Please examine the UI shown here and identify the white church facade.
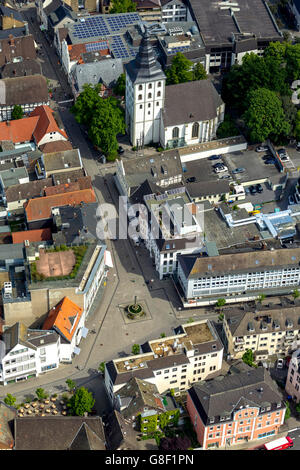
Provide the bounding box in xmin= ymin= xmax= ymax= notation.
xmin=125 ymin=31 xmax=225 ymax=149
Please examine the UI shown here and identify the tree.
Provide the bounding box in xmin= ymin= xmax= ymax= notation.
xmin=165 ymin=52 xmax=194 ymax=85
xmin=67 ymin=387 xmax=95 ymax=416
xmin=192 ymin=62 xmax=207 ymax=81
xmin=131 ymin=344 xmax=140 ymax=355
xmin=71 ymin=85 xmax=125 ymax=158
xmin=294 ymin=111 xmax=300 ymax=142
xmin=257 ymin=293 xmax=266 ymax=303
xmin=159 ymin=436 xmax=191 ymax=451
xmin=296 ymin=402 xmax=300 ymax=415
xmin=66 ymin=378 xmax=76 ymax=392
xmin=293 ymin=289 xmax=300 ymax=299
xmin=11 ymin=105 xmax=23 ymax=120
xmin=242 ymin=349 xmax=255 ymax=367
xmin=35 ymin=388 xmax=48 ymax=401
xmin=243 ymin=88 xmax=291 ymax=143
xmin=110 ymin=0 xmax=136 ymax=13
xmin=98 ymin=362 xmax=105 ymax=374
xmin=216 ymin=298 xmax=226 ymax=308
xmin=216 ymin=114 xmax=239 ymax=139
xmin=4 ymin=393 xmax=16 ymax=407
xmin=285 ymin=401 xmax=291 ymax=421
xmin=114 ymin=73 xmax=126 ymax=97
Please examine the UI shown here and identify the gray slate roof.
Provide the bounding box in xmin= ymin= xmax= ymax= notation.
xmin=188 ymin=367 xmax=283 ymax=425
xmin=163 ymin=79 xmax=223 ymax=127
xmin=73 ymin=59 xmax=123 ymax=94
xmin=14 ymin=416 xmax=106 ymax=450
xmin=125 ymin=30 xmax=166 ymax=84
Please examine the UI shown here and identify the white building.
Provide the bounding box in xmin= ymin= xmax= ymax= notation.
xmin=105 ymin=319 xmax=223 ymax=405
xmin=222 ymin=302 xmax=300 ymax=361
xmin=125 ymin=30 xmax=224 ymax=149
xmin=177 ymin=247 xmax=300 ymax=307
xmin=0 ymin=323 xmax=60 ymax=385
xmin=285 ymin=348 xmax=300 ymax=402
xmin=161 ymin=0 xmax=188 ymax=23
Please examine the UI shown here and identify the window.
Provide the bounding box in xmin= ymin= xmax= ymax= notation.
xmin=158 ymin=82 xmax=161 ymax=87
xmin=148 ymin=84 xmax=152 ymax=89
xmin=148 ymin=93 xmax=152 ymax=99
xmin=172 ymin=127 xmax=179 ymax=139
xmin=157 ymin=91 xmax=161 ymax=97
xmin=192 ymin=122 xmax=199 ymax=138
xmin=139 ymin=104 xmax=142 ymax=109
xmin=138 ymin=94 xmax=142 ymax=100
xmin=139 ymin=85 xmax=143 ymax=90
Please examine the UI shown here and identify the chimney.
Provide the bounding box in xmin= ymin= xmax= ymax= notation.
xmin=6 ymin=120 xmax=10 ymax=126
xmin=9 ymin=34 xmax=14 ymax=46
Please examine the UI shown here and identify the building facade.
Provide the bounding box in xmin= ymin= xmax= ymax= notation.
xmin=105 ymin=320 xmax=223 ymax=404
xmin=187 ymin=366 xmax=286 ymax=449
xmin=177 ymin=248 xmax=300 ymax=306
xmin=285 ymin=348 xmax=300 ymax=402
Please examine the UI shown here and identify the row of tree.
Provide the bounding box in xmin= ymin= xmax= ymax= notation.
xmin=4 ymin=379 xmax=95 ymax=417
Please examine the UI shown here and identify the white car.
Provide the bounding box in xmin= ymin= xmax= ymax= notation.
xmin=277 ymin=358 xmax=284 ymax=369
xmin=214 ymin=165 xmax=228 ymax=174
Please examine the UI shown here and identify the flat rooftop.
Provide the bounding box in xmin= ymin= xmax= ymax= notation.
xmin=188 ymin=0 xmax=282 ymax=47
xmin=114 ymin=320 xmax=217 ymax=373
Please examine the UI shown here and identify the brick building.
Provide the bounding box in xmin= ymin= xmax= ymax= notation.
xmin=186 ymin=364 xmax=286 ymax=449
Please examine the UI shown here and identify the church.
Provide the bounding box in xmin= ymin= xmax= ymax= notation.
xmin=125 ymin=31 xmax=225 ymax=150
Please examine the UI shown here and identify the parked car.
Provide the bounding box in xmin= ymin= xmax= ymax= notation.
xmin=213 ymin=162 xmax=224 ymax=168
xmin=118 ymin=146 xmax=125 ymax=155
xmin=264 ymin=158 xmax=276 ymax=164
xmin=278 ymin=148 xmax=286 ymax=155
xmin=214 ymin=165 xmax=228 ymax=173
xmin=249 ymin=185 xmax=257 ymax=194
xmin=281 ymin=155 xmax=289 ymax=161
xmin=220 ymin=174 xmax=231 ymax=179
xmin=288 ymin=194 xmax=296 ymax=205
xmin=245 ymin=187 xmax=251 ymax=195
xmin=256 ymin=145 xmax=268 ymax=152
xmin=232 ymin=167 xmax=245 ymax=174
xmin=208 ymin=154 xmax=222 ymax=160
xmin=296 ymin=142 xmax=300 ymax=151
xmin=263 ymin=154 xmax=273 ymax=160
xmin=186 ymin=176 xmax=196 ymax=183
xmin=277 ymin=358 xmax=284 ymax=369
xmin=256 ymin=184 xmax=263 ymax=193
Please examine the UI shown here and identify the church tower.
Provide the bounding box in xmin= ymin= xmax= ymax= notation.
xmin=125 ymin=30 xmax=166 ymax=148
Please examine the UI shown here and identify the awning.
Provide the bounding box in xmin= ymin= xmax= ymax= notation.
xmin=104 ymin=250 xmax=113 ymax=268
xmin=73 ymin=347 xmax=81 ymax=355
xmin=81 ymin=327 xmax=88 ymax=338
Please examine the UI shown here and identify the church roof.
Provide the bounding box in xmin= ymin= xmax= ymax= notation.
xmin=163 ymin=79 xmax=223 ymax=127
xmin=125 ymin=30 xmax=165 ymax=84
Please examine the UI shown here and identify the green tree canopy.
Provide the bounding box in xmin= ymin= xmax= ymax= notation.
xmin=35 ymin=388 xmax=48 ymax=401
xmin=192 ymin=62 xmax=207 ymax=81
xmin=11 ymin=105 xmax=23 ymax=120
xmin=110 ymin=0 xmax=136 ymax=14
xmin=242 ymin=87 xmax=291 ymax=143
xmin=242 ymin=349 xmax=255 ymax=367
xmin=294 ymin=110 xmax=300 ymax=142
xmin=66 ymin=378 xmax=76 ymax=392
xmin=71 ymin=85 xmax=125 ymax=158
xmin=131 ymin=344 xmax=140 ymax=355
xmin=165 ymin=52 xmax=194 ymax=85
xmin=67 ymin=387 xmax=95 ymax=416
xmin=114 ymin=73 xmax=126 ymax=97
xmin=4 ymin=393 xmax=16 ymax=407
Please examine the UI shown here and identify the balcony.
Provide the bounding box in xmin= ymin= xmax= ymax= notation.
xmin=235 ymin=337 xmax=245 ymax=344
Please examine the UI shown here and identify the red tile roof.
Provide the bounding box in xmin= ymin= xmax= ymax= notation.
xmin=12 ymin=228 xmax=52 ymax=244
xmin=24 ymin=188 xmax=96 ymax=222
xmin=0 ymin=105 xmax=68 ymax=145
xmin=42 ymin=296 xmax=84 ymax=343
xmin=30 ymin=105 xmax=68 ymax=144
xmin=0 ymin=116 xmax=39 ymax=143
xmin=44 ymin=176 xmax=92 ymax=196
